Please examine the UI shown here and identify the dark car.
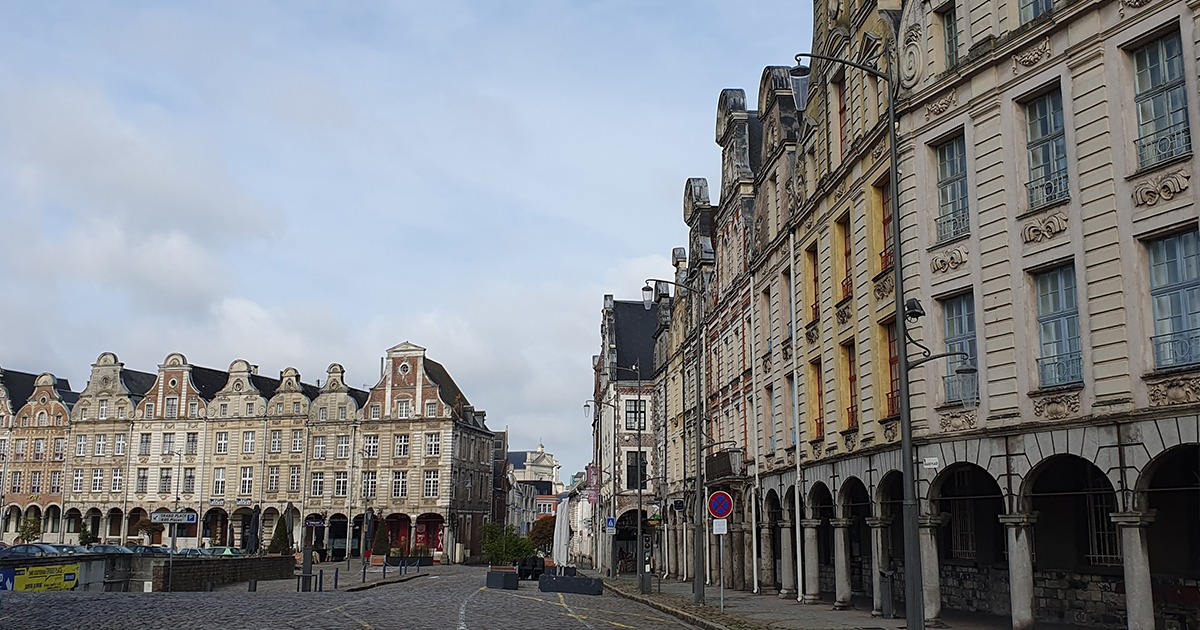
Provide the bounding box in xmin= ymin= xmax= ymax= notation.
xmin=0 ymin=543 xmax=61 ymax=559
xmin=89 ymin=544 xmax=134 ymax=554
xmin=50 ymin=544 xmax=90 ymax=555
xmin=173 ymin=548 xmax=205 ymax=557
xmin=129 ymin=545 xmax=170 ymax=556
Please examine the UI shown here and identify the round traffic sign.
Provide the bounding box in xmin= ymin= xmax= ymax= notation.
xmin=708 ymin=491 xmax=733 ymax=519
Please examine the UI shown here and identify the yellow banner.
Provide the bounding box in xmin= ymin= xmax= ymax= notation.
xmin=13 ymin=564 xmax=79 ymax=591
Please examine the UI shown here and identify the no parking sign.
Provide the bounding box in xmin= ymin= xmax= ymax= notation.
xmin=708 ymin=491 xmax=733 ymax=519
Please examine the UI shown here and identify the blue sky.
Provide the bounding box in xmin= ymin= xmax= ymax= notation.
xmin=0 ymin=1 xmax=812 ymax=477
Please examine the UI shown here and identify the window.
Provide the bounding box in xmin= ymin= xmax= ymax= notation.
xmin=624 ymin=400 xmax=646 ymax=430
xmin=935 ymin=135 xmax=970 ymax=242
xmin=111 ymin=468 xmax=123 ymax=493
xmin=80 ymin=407 xmax=88 ymax=421
xmin=184 ymin=468 xmax=195 ymax=493
xmin=334 ymin=471 xmax=348 ymax=497
xmin=91 ymin=435 xmax=105 ymax=457
xmin=807 ymin=246 xmax=820 ymax=323
xmin=117 ymin=406 xmax=125 ymax=420
xmin=242 ymin=431 xmax=255 ymax=454
xmin=53 ymin=438 xmax=65 ymax=460
xmin=840 ymin=217 xmax=853 ymax=299
xmin=30 ymin=471 xmax=41 ymax=494
xmin=73 ymin=469 xmax=84 ymax=493
xmin=885 ymin=323 xmax=900 ymax=417
xmin=139 ymin=433 xmax=152 ymax=456
xmin=809 ymin=358 xmax=824 ymax=439
xmin=338 ymin=406 xmax=346 ymax=421
xmin=313 ymin=437 xmax=327 ymax=459
xmin=50 ymin=471 xmax=62 ymax=494
xmin=289 ymin=465 xmax=301 ymax=492
xmin=246 ymin=402 xmax=254 ymax=416
xmin=98 ymin=399 xmax=108 ymax=420
xmin=91 ymin=469 xmax=103 ymax=493
xmin=843 ymin=342 xmax=859 ymax=429
xmin=292 ymin=402 xmax=301 ymax=414
xmin=423 ymin=470 xmax=439 ymax=497
xmin=311 ymin=472 xmax=325 ymax=497
xmin=370 ymin=404 xmax=381 ymax=420
xmin=336 ymin=435 xmax=350 ymax=458
xmin=220 ymin=403 xmax=227 ymax=418
xmin=943 ymin=293 xmax=979 ymax=404
xmin=625 ymin=450 xmax=647 ymax=490
xmin=291 ymin=430 xmax=304 ymax=452
xmin=392 ymin=471 xmax=407 ymax=498
xmin=424 ymin=433 xmax=440 ymax=456
xmin=268 ymin=466 xmax=279 ymax=492
xmin=14 ymin=439 xmax=24 ymax=461
xmin=115 ymin=434 xmax=126 ymax=456
xmin=275 ymin=402 xmax=283 ymax=415
xmin=361 ymin=471 xmax=377 ymax=498
xmin=1036 ymin=266 xmax=1082 ymax=387
xmin=136 ymin=468 xmax=148 ymax=493
xmin=1149 ymin=229 xmax=1200 ymax=368
xmin=363 ymin=435 xmax=379 ymax=458
xmin=1026 ymin=90 xmax=1069 ymax=208
xmin=423 ymin=402 xmax=436 ymax=417
xmin=6 ymin=471 xmax=17 ymax=493
xmin=212 ymin=468 xmax=226 ymax=495
xmin=240 ymin=467 xmax=253 ymax=495
xmin=161 ymin=433 xmax=174 ymax=455
xmin=1134 ymin=33 xmax=1191 ymax=168
xmin=948 ymin=469 xmax=977 ymax=559
xmin=1019 ymin=0 xmax=1051 ymax=24
xmin=319 ymin=407 xmax=328 ymax=421
xmin=188 ymin=401 xmax=198 ymax=417
xmin=165 ymin=396 xmax=178 ymax=419
xmin=215 ymin=432 xmax=228 ymax=454
xmin=394 ymin=434 xmax=410 ymax=457
xmin=159 ymin=468 xmax=172 ymax=493
xmin=397 ymin=400 xmax=412 ymax=418
xmin=834 ymin=77 xmax=849 ymax=153
xmin=1085 ymin=467 xmax=1122 ymax=565
xmin=186 ymin=432 xmax=198 ymax=455
xmin=879 ymin=180 xmax=894 ymax=270
xmin=270 ymin=430 xmax=282 ymax=453
xmin=76 ymin=435 xmax=87 ymax=457
xmin=941 ymin=6 xmax=959 ymax=66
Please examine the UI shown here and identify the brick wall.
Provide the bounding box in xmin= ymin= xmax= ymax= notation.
xmin=1033 ymin=570 xmax=1125 ymax=628
xmin=150 ymin=556 xmax=294 ymax=592
xmin=940 ymin=563 xmax=1008 ymax=614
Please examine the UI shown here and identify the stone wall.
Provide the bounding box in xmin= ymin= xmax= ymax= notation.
xmin=1153 ymin=576 xmax=1200 ymax=630
xmin=1033 ymin=569 xmax=1125 ymax=628
xmin=149 ymin=556 xmax=295 ymax=592
xmin=818 ymin=563 xmax=835 ymax=594
xmin=940 ymin=563 xmax=1008 ymax=614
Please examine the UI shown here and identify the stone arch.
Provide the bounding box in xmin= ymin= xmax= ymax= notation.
xmin=929 ymin=462 xmax=1005 ymax=565
xmin=1024 ymin=454 xmax=1122 ymax=571
xmin=96 ymin=352 xmax=119 ymax=366
xmin=42 ymin=504 xmax=61 ymax=535
xmin=1137 ymin=444 xmax=1199 ymax=582
xmin=807 ymin=480 xmax=834 ymax=514
xmin=165 ymin=353 xmax=186 ymax=367
xmin=1010 ymin=426 xmax=1122 ymax=513
xmin=838 ymin=476 xmax=872 ymax=593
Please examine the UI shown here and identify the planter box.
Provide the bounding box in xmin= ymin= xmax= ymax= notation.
xmin=369 ymin=555 xmax=386 ymax=567
xmin=486 ymin=570 xmax=519 ymax=590
xmin=537 ymin=574 xmax=603 ymax=596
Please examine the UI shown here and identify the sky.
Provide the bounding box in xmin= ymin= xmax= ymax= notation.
xmin=0 ymin=1 xmax=812 ymax=477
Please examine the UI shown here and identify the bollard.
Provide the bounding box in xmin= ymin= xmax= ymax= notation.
xmin=361 ymin=562 xmax=367 ymax=583
xmin=318 ymin=570 xmax=324 ymax=592
xmin=248 ymin=579 xmax=257 ymax=592
xmin=296 ymin=576 xmax=301 ymax=592
xmin=382 ymin=564 xmax=387 ymax=580
xmin=415 ymin=560 xmax=421 ymax=574
xmin=334 ymin=568 xmax=339 ymax=590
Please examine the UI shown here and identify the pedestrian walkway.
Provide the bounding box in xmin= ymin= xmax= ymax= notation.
xmin=215 ymin=559 xmax=431 ymax=593
xmin=598 ymin=573 xmax=1032 ymax=630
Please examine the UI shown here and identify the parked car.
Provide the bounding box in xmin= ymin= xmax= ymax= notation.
xmin=0 ymin=543 xmax=61 ymax=559
xmin=89 ymin=544 xmax=134 ymax=554
xmin=173 ymin=548 xmax=205 ymax=557
xmin=201 ymin=546 xmax=243 ymax=557
xmin=128 ymin=545 xmax=170 ymax=556
xmin=50 ymin=544 xmax=90 ymax=555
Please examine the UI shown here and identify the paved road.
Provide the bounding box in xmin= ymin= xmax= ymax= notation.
xmin=0 ymin=565 xmax=701 ymax=630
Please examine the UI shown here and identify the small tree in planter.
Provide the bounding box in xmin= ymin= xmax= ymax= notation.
xmin=370 ymin=522 xmax=390 ymax=565
xmin=16 ymin=517 xmax=42 ymax=543
xmin=528 ymin=517 xmax=555 ymax=555
xmin=482 ymin=523 xmax=533 ymax=568
xmin=77 ymin=522 xmax=98 ymax=547
xmin=135 ymin=517 xmax=165 ymax=543
xmin=267 ymin=520 xmax=292 ymax=554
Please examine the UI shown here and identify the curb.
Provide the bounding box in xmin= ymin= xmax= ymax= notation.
xmin=603 ymin=581 xmax=735 ymax=630
xmin=344 ymin=572 xmax=430 ymax=592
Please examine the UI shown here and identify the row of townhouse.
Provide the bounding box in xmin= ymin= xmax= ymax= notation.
xmin=0 ymin=341 xmax=495 ymax=562
xmin=624 ymin=0 xmax=1200 ymax=628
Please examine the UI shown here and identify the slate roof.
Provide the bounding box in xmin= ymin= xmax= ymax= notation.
xmin=507 ymin=452 xmax=527 ymax=470
xmin=424 ymin=358 xmax=485 ymax=428
xmin=612 ymin=301 xmax=658 ymax=380
xmin=0 ymin=369 xmax=76 ymax=410
xmin=250 ymin=373 xmax=282 ymax=399
xmin=189 ymin=366 xmax=230 ymax=400
xmin=120 ymin=369 xmax=158 ymax=398
xmin=523 ymin=480 xmax=556 ymax=496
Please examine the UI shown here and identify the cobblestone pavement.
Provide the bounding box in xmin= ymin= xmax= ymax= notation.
xmin=0 ymin=565 xmax=704 ymax=630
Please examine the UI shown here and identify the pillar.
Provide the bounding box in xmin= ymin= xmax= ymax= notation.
xmin=866 ymin=517 xmax=892 ymax=617
xmin=759 ymin=521 xmax=777 ymax=594
xmin=918 ymin=514 xmax=946 ymax=627
xmin=995 ymin=513 xmax=1036 ymax=630
xmin=831 ymin=518 xmax=853 ymax=609
xmin=1111 ymin=512 xmax=1156 ymax=630
xmin=778 ymin=518 xmax=796 ymax=598
xmin=800 ymin=519 xmax=822 ymax=604
xmin=731 ymin=522 xmax=746 ymax=590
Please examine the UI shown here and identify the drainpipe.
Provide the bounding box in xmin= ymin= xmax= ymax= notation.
xmin=749 ymin=272 xmax=761 ymax=594
xmin=789 ymin=229 xmax=804 ymax=602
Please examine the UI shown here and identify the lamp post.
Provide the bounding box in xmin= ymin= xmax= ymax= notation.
xmin=166 ymin=449 xmax=184 ymax=592
xmin=585 ymin=398 xmax=621 ymax=578
xmin=643 ymin=276 xmax=708 ymax=605
xmin=611 ymin=363 xmax=648 ymax=594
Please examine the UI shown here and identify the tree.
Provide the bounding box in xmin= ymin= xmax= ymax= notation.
xmin=134 ymin=517 xmax=165 ymax=540
xmin=16 ymin=517 xmax=42 ymax=543
xmin=481 ymin=523 xmax=533 ymax=566
xmin=528 ymin=517 xmax=556 ymax=553
xmin=77 ymin=521 xmax=98 ymax=547
xmin=267 ymin=519 xmax=291 ymax=554
xmin=371 ymin=521 xmax=390 ymax=557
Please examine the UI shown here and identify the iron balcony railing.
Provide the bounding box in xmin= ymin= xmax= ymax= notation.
xmin=1037 ymin=351 xmax=1084 ymax=388
xmin=841 ymin=277 xmax=854 ymax=301
xmin=1136 ymin=120 xmax=1192 ymax=169
xmin=935 ymin=208 xmax=970 ymax=242
xmin=845 ymin=405 xmax=859 ymax=430
xmin=880 ymin=247 xmax=894 ymax=271
xmin=1152 ymin=327 xmax=1200 ymax=369
xmin=705 ymin=449 xmax=746 ymax=482
xmin=885 ymin=390 xmax=900 ymax=417
xmin=1026 ymin=170 xmax=1070 ymax=209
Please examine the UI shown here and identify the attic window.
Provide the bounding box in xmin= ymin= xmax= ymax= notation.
xmin=399 ymin=363 xmax=411 ymax=375
xmin=169 ymin=378 xmax=178 ymax=388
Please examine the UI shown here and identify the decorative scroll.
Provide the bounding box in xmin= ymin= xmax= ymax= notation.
xmin=1133 ymin=170 xmax=1190 ymax=206
xmin=938 ymin=409 xmax=978 ymax=432
xmin=836 ymin=303 xmax=853 ymax=325
xmin=873 ymin=274 xmax=895 ymax=299
xmin=844 ymin=432 xmax=858 ymax=451
xmin=930 ymin=245 xmax=968 ymax=273
xmin=925 ymin=90 xmax=956 ymax=119
xmin=900 ymin=24 xmax=923 ymax=89
xmin=883 ymin=422 xmax=898 ymax=441
xmin=1022 ymin=212 xmax=1069 ymax=243
xmin=1032 ymin=392 xmax=1080 ymax=419
xmin=805 ymin=326 xmax=819 ymax=344
xmin=1149 ymin=377 xmax=1200 ymax=406
xmin=1012 ymin=38 xmax=1052 ymax=73
xmin=1118 ymin=0 xmax=1151 ymax=16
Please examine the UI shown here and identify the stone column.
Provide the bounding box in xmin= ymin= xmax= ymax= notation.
xmin=800 ymin=519 xmax=822 ymax=604
xmin=866 ymin=517 xmax=892 ymax=617
xmin=831 ymin=518 xmax=853 ymax=610
xmin=998 ymin=514 xmax=1037 ymax=630
xmin=779 ymin=518 xmax=796 ymax=598
xmin=1111 ymin=512 xmax=1156 ymax=630
xmin=759 ymin=521 xmax=777 ymax=594
xmin=731 ymin=522 xmax=746 ymax=590
xmin=918 ymin=514 xmax=946 ymax=626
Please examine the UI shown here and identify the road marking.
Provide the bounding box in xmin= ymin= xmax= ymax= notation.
xmin=486 ymin=589 xmax=671 ymax=625
xmin=340 ymin=608 xmax=374 ymax=629
xmin=556 ymin=592 xmax=596 ymax=630
xmin=456 ymin=586 xmax=484 ymax=629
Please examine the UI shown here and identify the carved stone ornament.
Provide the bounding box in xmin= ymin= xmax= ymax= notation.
xmin=1148 ymin=377 xmax=1200 ymax=406
xmin=900 ymin=24 xmax=923 ymax=89
xmin=1133 ymin=170 xmax=1190 ymax=206
xmin=844 ymin=432 xmax=858 ymax=451
xmin=1118 ymin=0 xmax=1152 ymax=16
xmin=883 ymin=422 xmax=898 ymax=441
xmin=872 ymin=142 xmax=886 ymax=160
xmin=925 ymin=90 xmax=956 ymax=120
xmin=873 ymin=274 xmax=895 ymax=299
xmin=833 ymin=181 xmax=847 ymax=200
xmin=939 ymin=409 xmax=978 ymax=432
xmin=1012 ymin=38 xmax=1052 ymax=73
xmin=1022 ymin=212 xmax=1069 ymax=243
xmin=930 ymin=245 xmax=968 ymax=273
xmin=1033 ymin=392 xmax=1080 ymax=419
xmin=836 ymin=303 xmax=853 ymax=325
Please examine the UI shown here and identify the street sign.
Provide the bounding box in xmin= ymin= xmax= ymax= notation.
xmin=712 ymin=518 xmax=728 ymax=535
xmin=708 ymin=491 xmax=733 ymax=519
xmin=922 ymin=456 xmax=940 ymax=470
xmin=304 ymin=520 xmax=325 ymax=528
xmin=150 ymin=512 xmax=197 ymax=525
xmin=671 ymin=499 xmax=685 ymax=511
xmin=605 ymin=516 xmax=616 ymax=535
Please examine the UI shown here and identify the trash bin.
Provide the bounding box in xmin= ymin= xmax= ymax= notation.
xmin=879 ymin=569 xmax=896 ymax=619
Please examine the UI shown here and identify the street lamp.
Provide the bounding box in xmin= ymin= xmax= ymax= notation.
xmin=166 ymin=449 xmax=184 ymax=592
xmin=793 ymin=51 xmax=979 ymax=630
xmin=643 ymin=276 xmax=708 ymax=605
xmin=611 ymin=363 xmax=649 ymax=594
xmin=585 ymin=398 xmax=621 ymax=578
